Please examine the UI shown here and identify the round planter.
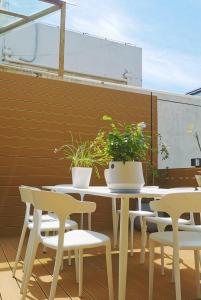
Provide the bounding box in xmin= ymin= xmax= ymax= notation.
xmin=72 ymin=167 xmax=92 ymax=189
xmin=104 ymin=169 xmax=110 ymax=187
xmin=108 ymin=161 xmax=145 ymax=192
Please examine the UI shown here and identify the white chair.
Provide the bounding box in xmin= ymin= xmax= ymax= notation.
xmin=115 ymin=197 xmax=155 ymax=255
xmin=52 ymin=185 xmax=92 ymax=230
xmin=114 ymin=187 xmax=161 ymax=255
xmin=13 ymin=186 xmax=78 ymax=277
xmin=140 ymin=188 xmax=195 ymax=267
xmin=149 ymin=191 xmax=201 ymax=300
xmin=20 ymin=187 xmax=114 ymax=300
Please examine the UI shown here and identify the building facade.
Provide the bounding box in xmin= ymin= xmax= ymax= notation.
xmin=0 ymin=22 xmax=142 ymax=86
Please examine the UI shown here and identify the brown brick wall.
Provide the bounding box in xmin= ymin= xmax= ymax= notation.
xmin=0 ymin=71 xmax=157 ymax=236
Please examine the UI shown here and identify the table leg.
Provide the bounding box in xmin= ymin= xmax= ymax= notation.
xmin=112 ymin=197 xmax=118 ymax=248
xmin=118 ymin=197 xmax=129 ymax=300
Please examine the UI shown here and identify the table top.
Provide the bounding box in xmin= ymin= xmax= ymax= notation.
xmin=42 ymin=184 xmax=199 ymax=198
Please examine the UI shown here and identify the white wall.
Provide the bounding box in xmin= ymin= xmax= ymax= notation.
xmin=0 ymin=22 xmax=142 ymax=86
xmin=154 ymin=91 xmax=201 ymax=169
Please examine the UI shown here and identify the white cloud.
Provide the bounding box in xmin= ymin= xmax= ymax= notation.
xmin=143 ymin=47 xmax=201 ymax=92
xmin=68 ymin=1 xmax=141 ymax=44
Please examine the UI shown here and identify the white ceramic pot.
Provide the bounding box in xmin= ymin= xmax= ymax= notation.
xmin=108 ymin=161 xmax=145 ymax=192
xmin=72 ymin=167 xmax=92 ymax=189
xmin=104 ymin=169 xmax=110 ymax=186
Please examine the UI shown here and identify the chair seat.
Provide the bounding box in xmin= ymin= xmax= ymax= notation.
xmin=145 ymin=216 xmax=191 ymax=225
xmin=150 ymin=231 xmax=201 ymax=249
xmin=42 ymin=229 xmax=110 ymax=250
xmin=179 ymin=224 xmax=201 ymax=232
xmin=117 ymin=209 xmax=155 ymax=217
xmin=129 ymin=210 xmax=155 ymax=217
xmin=28 ymin=219 xmax=77 ymax=231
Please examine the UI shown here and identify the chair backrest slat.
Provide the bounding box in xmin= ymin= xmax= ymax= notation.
xmin=31 ymin=189 xmax=96 ymax=219
xmin=19 ymin=185 xmax=40 ymax=204
xmin=150 ymin=192 xmax=201 ymax=251
xmin=19 ymin=186 xmax=41 ymax=222
xmin=150 ymin=192 xmax=201 ymax=219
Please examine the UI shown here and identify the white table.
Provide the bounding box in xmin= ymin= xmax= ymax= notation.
xmin=42 ymin=185 xmax=190 ymax=300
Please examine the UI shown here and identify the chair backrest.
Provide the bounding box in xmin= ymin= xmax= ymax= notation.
xmin=150 ymin=192 xmax=201 ymax=250
xmin=150 ymin=192 xmax=201 ymax=220
xmin=30 ymin=190 xmax=96 ymax=248
xmin=167 ymin=188 xmax=197 ymax=223
xmin=19 ymin=185 xmax=40 ymax=204
xmin=31 ymin=189 xmax=96 ymax=220
xmin=19 ymin=186 xmax=41 ymax=223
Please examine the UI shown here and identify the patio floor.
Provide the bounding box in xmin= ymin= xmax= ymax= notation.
xmin=0 ymin=230 xmax=199 ymax=300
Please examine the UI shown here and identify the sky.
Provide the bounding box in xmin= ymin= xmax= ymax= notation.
xmin=6 ymin=0 xmax=201 ymax=93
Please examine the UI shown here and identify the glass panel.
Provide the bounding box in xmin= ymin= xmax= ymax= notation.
xmin=0 ymin=12 xmax=21 ymax=27
xmin=0 ymin=0 xmax=54 ymax=17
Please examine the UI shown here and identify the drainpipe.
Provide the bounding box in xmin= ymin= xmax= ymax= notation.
xmin=19 ymin=23 xmax=38 ymax=63
xmin=2 ymin=23 xmax=38 ymax=64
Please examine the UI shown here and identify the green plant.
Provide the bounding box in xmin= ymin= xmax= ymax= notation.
xmin=101 ymin=115 xmax=150 ymax=162
xmin=54 ymin=133 xmax=109 ymax=177
xmin=96 ymin=115 xmax=169 ymax=185
xmin=147 ymin=134 xmax=169 ymax=184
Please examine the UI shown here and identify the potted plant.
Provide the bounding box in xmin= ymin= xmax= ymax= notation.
xmin=54 ymin=134 xmax=109 ymax=189
xmin=98 ymin=115 xmax=169 ymax=191
xmin=99 ymin=115 xmax=150 ymax=192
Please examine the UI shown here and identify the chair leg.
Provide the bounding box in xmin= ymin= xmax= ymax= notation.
xmin=22 ymin=231 xmax=33 ymax=274
xmin=173 ymin=248 xmax=181 ymax=300
xmin=79 ymin=249 xmax=83 ymax=297
xmin=194 ymin=250 xmax=201 ymax=298
xmin=199 ymin=251 xmax=201 ymax=269
xmin=75 ymin=249 xmax=79 ymax=283
xmin=171 ymin=262 xmax=175 ymax=283
xmin=68 ymin=249 xmax=72 ymax=266
xmin=88 ymin=213 xmax=91 ymax=230
xmin=49 ymin=246 xmax=64 ymax=300
xmin=149 ymin=239 xmax=155 ymax=300
xmin=157 ymin=224 xmax=166 ymax=275
xmin=22 ymin=228 xmax=36 ymax=278
xmin=42 ymin=231 xmax=49 ymax=253
xmin=106 ymin=242 xmax=114 ymax=300
xmin=65 ymin=230 xmax=71 ymax=266
xmin=140 ymin=217 xmax=147 ymax=264
xmin=13 ymin=223 xmax=27 ymax=277
xmin=21 ymin=240 xmax=39 ymax=297
xmin=161 ymin=245 xmax=165 ymax=276
xmin=116 ymin=212 xmax=120 ymax=247
xmin=130 ymin=215 xmax=135 ymax=256
xmin=171 ymin=247 xmax=175 ymax=283
xmin=60 ymin=248 xmax=65 ymax=271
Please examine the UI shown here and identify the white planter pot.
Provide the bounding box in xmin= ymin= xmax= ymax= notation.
xmin=108 ymin=161 xmax=145 ymax=192
xmin=72 ymin=167 xmax=92 ymax=189
xmin=104 ymin=169 xmax=110 ymax=186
